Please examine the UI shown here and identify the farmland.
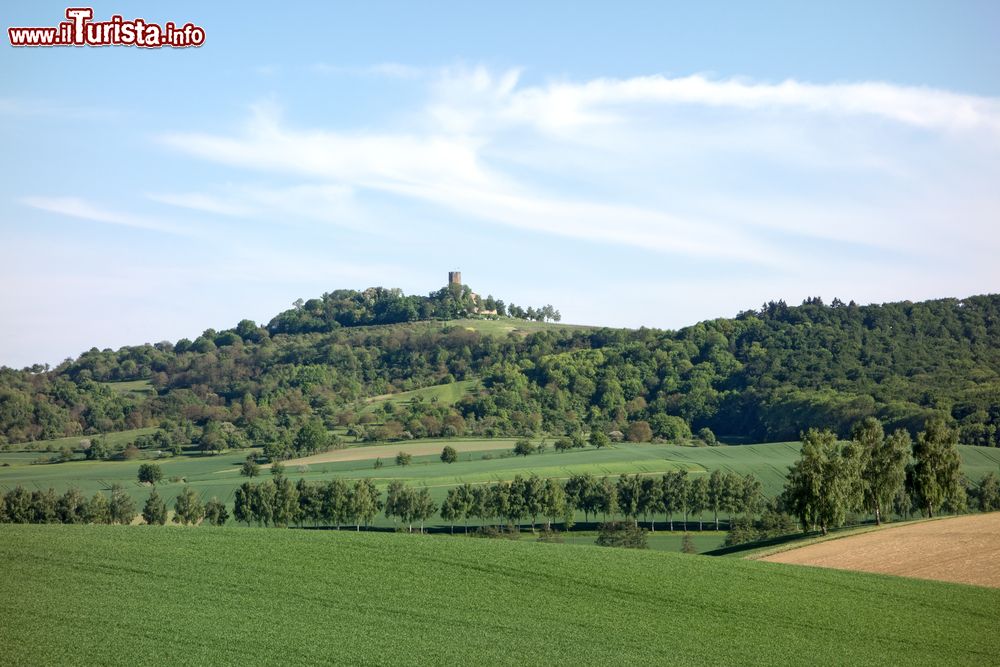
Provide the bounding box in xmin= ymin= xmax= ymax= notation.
xmin=0 ymin=524 xmax=997 ymax=665
xmin=761 ymin=512 xmax=1000 ymax=588
xmin=3 ymin=438 xmax=999 ymax=533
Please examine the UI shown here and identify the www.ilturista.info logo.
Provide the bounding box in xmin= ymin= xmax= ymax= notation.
xmin=8 ymin=8 xmax=205 ymax=48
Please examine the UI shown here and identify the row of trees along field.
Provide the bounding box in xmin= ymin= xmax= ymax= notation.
xmin=4 ymin=294 xmax=1000 ymax=456
xmin=3 ymin=420 xmax=999 ymax=540
xmin=780 ymin=417 xmax=1000 ymax=536
xmin=0 ymin=484 xmax=228 ymax=527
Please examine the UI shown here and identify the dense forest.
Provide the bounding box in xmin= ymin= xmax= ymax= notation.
xmin=2 ymin=288 xmax=1000 ymax=456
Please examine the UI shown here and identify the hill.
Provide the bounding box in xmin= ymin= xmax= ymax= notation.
xmin=3 ymin=291 xmax=1000 ymax=460
xmin=1 ymin=525 xmax=997 ymax=665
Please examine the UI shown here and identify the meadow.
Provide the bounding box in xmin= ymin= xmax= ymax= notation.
xmin=3 ymin=436 xmax=999 ymax=535
xmin=0 ymin=524 xmax=997 ymax=665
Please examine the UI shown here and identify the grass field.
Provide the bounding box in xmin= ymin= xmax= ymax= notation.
xmin=1 ymin=427 xmax=159 ymax=453
xmin=0 ymin=525 xmax=996 ymax=665
xmin=360 ymin=379 xmax=478 ymax=413
xmin=101 ymin=379 xmax=155 ymax=396
xmin=3 ymin=439 xmax=998 ymax=533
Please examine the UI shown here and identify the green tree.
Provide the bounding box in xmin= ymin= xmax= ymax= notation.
xmin=4 ymin=486 xmax=32 ymax=523
xmin=254 ymin=481 xmax=277 ymax=527
xmin=204 ymin=497 xmax=229 ymax=526
xmin=910 ymin=418 xmax=963 ymax=518
xmin=707 ymin=469 xmax=726 ymax=530
xmin=440 ymin=487 xmax=463 ymax=533
xmin=976 ymin=472 xmax=1000 ymax=511
xmin=639 ymin=476 xmax=663 ymax=531
xmin=348 ymin=479 xmax=382 ymax=530
xmin=233 ymin=482 xmax=253 ymax=525
xmin=412 ymin=487 xmax=437 ymax=533
xmin=83 ymin=491 xmax=110 ymax=524
xmin=626 ymin=421 xmax=653 ymax=443
xmin=173 ymin=486 xmax=205 ymax=525
xmin=440 ymin=445 xmax=458 ymax=464
xmin=595 ymin=477 xmax=618 ymax=521
xmin=137 ymin=462 xmax=163 ymax=485
xmin=384 ymin=480 xmax=407 ymax=531
xmin=595 ymin=521 xmax=648 ymax=549
xmin=30 ymin=488 xmax=59 ymax=523
xmin=273 ymin=475 xmax=300 ymax=527
xmin=589 ymin=431 xmax=611 ymax=449
xmin=241 ymin=456 xmax=261 ymax=478
xmin=660 ymin=470 xmax=688 ymax=531
xmin=142 ymin=489 xmax=167 ymax=525
xmin=395 ymin=451 xmax=412 ymax=466
xmin=109 ymin=484 xmax=136 ymax=525
xmin=57 ymin=488 xmax=86 ymax=524
xmin=86 ymin=436 xmax=110 ymax=461
xmin=688 ymin=476 xmax=709 ymax=530
xmin=541 ymin=478 xmax=567 ymax=530
xmin=783 ymin=429 xmax=862 ymax=535
xmin=616 ymin=474 xmax=643 ymax=526
xmin=294 ymin=419 xmax=329 ymax=454
xmin=513 ymin=439 xmax=536 ymax=456
xmin=852 ymin=418 xmax=909 ymax=525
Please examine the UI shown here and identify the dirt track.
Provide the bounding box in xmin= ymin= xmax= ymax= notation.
xmin=762 ymin=513 xmax=1000 ymax=588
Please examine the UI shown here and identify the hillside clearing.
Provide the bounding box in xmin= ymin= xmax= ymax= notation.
xmin=1 ymin=525 xmax=998 ymax=665
xmin=761 ymin=513 xmax=1000 ymax=588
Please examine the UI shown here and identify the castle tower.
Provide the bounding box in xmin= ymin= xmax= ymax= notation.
xmin=448 ymin=271 xmax=462 ymax=286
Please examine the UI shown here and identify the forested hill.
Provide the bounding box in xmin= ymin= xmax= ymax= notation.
xmin=2 ymin=292 xmax=1000 ymax=455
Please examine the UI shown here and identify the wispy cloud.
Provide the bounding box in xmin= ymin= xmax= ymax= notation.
xmin=153 ymin=68 xmax=1000 ymax=276
xmin=21 ymin=196 xmax=195 ymax=235
xmin=491 ymin=72 xmax=1000 ymax=137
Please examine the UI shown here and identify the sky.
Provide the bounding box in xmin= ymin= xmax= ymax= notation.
xmin=2 ymin=1 xmax=999 ymax=368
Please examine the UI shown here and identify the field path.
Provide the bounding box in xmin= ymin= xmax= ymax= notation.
xmin=762 ymin=513 xmax=1000 ymax=588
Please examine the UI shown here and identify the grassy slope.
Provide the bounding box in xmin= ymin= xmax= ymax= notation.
xmin=3 ymin=427 xmax=159 ymax=453
xmin=0 ymin=525 xmax=997 ymax=666
xmin=360 ymin=379 xmax=479 ymax=413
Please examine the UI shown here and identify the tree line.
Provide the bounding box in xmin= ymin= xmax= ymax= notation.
xmin=0 ymin=484 xmax=228 ymax=527
xmin=781 ymin=416 xmax=999 ymax=535
xmin=5 ymin=294 xmax=1000 ymax=462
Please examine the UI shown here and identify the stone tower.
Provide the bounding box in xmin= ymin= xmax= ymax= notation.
xmin=448 ymin=271 xmax=462 ymax=286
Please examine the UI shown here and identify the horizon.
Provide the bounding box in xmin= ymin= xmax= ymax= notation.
xmin=3 ymin=2 xmax=1000 ymax=367
xmin=7 ymin=277 xmax=995 ymax=370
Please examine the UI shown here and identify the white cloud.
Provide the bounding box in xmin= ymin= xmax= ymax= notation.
xmin=153 ymin=68 xmax=1000 ymax=281
xmin=21 ymin=196 xmax=195 ymax=235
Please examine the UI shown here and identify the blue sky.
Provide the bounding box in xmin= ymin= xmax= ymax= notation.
xmin=2 ymin=1 xmax=1000 ymax=368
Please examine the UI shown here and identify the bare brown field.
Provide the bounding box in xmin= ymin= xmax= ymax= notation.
xmin=762 ymin=513 xmax=1000 ymax=588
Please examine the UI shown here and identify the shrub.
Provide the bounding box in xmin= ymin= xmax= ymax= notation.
xmin=595 ymin=521 xmax=648 ymax=549
xmin=137 ymin=463 xmax=163 ymax=485
xmin=513 ymin=439 xmax=536 ymax=456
